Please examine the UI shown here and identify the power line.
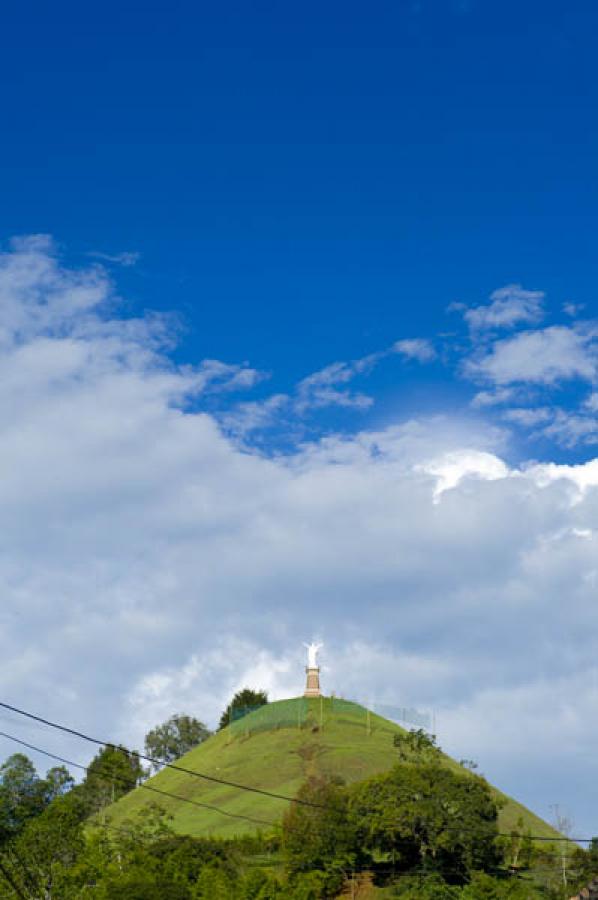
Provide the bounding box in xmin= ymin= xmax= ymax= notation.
xmin=0 ymin=699 xmax=322 ymax=810
xmin=0 ymin=729 xmax=277 ymax=830
xmin=0 ymin=725 xmax=506 ymax=851
xmin=0 ymin=698 xmax=593 ymax=844
xmin=0 ymin=727 xmax=592 ymax=900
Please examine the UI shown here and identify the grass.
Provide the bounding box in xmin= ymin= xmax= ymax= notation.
xmin=104 ymin=697 xmax=561 ymax=842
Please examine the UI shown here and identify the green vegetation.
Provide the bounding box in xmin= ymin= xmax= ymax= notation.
xmin=0 ymin=698 xmax=589 ymax=898
xmin=144 ymin=715 xmax=212 ymax=770
xmin=218 ymin=688 xmax=269 ymax=731
xmin=0 ymin=753 xmax=73 ymax=841
xmin=79 ymin=746 xmax=145 ymax=814
xmin=106 ymin=697 xmax=562 ymax=842
xmin=349 ymin=763 xmax=500 ymax=877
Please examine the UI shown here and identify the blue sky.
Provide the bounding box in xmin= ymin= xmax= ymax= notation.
xmin=2 ymin=0 xmax=598 ymax=837
xmin=3 ymin=0 xmax=598 ymax=436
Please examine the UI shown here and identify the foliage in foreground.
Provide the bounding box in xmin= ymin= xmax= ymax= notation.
xmin=390 ymin=872 xmax=545 ymax=898
xmin=0 ymin=798 xmax=564 ymax=900
xmin=0 ymin=734 xmax=594 ymax=899
xmin=283 ymin=762 xmax=500 ymax=884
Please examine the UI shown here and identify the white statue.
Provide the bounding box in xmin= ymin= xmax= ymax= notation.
xmin=304 ymin=641 xmax=322 ymax=669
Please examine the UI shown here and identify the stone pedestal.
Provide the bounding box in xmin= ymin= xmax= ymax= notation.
xmin=304 ymin=666 xmax=321 ymax=697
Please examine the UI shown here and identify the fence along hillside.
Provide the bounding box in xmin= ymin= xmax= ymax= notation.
xmin=229 ymin=696 xmax=414 ymax=739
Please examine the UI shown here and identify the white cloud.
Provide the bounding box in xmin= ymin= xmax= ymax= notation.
xmin=471 ymin=387 xmax=517 ymax=408
xmin=295 ymin=358 xmax=380 ymax=412
xmin=295 ymin=339 xmax=435 ymax=414
xmin=540 ymin=411 xmax=598 ymax=448
xmin=220 ymin=394 xmax=290 ymax=436
xmin=393 ymin=338 xmax=436 ymax=362
xmin=416 ymin=449 xmax=509 ymax=500
xmin=193 ymin=358 xmax=266 ymax=394
xmin=2 ymin=239 xmax=598 ymax=833
xmin=563 ymin=301 xmax=584 ymax=318
xmin=584 ymin=392 xmax=598 ymax=412
xmin=524 ymin=457 xmax=598 ymax=495
xmin=466 ymin=325 xmax=597 ymax=385
xmin=501 ymin=407 xmax=553 ymax=427
xmin=127 ymin=640 xmax=302 ymax=737
xmin=89 ymin=250 xmax=141 ymax=267
xmin=127 ymin=639 xmax=448 ymax=740
xmin=460 ymin=284 xmax=545 ymax=332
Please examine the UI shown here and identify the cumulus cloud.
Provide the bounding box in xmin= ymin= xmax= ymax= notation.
xmin=584 ymin=392 xmax=598 ymax=412
xmin=393 ymin=338 xmax=436 ymax=362
xmin=462 ymin=310 xmax=598 ymax=446
xmin=465 ymin=325 xmax=598 ymax=386
xmin=470 ymin=387 xmax=518 ymax=408
xmin=2 ymin=238 xmax=598 ymax=833
xmin=456 ymin=284 xmax=545 ymax=333
xmin=416 ymin=449 xmax=509 ymax=500
xmin=220 ymin=394 xmax=290 ymax=436
xmin=501 ymin=407 xmax=553 ymax=427
xmin=540 ymin=410 xmax=598 ymax=449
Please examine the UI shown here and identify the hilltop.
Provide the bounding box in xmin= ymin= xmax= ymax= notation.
xmin=105 ymin=697 xmax=560 ymax=841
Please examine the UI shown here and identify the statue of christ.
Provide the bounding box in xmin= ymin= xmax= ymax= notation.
xmin=304 ymin=641 xmax=322 ymax=669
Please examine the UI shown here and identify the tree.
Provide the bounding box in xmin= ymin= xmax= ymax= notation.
xmin=240 ymin=869 xmax=285 ymax=899
xmin=45 ymin=766 xmax=75 ymax=802
xmin=349 ymin=762 xmax=500 ymax=881
xmin=191 ymin=865 xmax=237 ymax=899
xmin=0 ymin=754 xmax=49 ymax=842
xmin=78 ymin=745 xmax=146 ymax=814
xmin=99 ymin=874 xmax=191 ymax=900
xmin=218 ymin=689 xmax=268 ymax=731
xmin=459 ymin=872 xmax=544 ymax=898
xmin=385 ymin=872 xmax=545 ymax=899
xmin=391 ymin=873 xmax=460 ymax=899
xmin=145 ymin=715 xmax=211 ymax=770
xmin=4 ymin=793 xmax=85 ymax=899
xmin=559 ymin=840 xmax=598 ymax=897
xmin=282 ymin=776 xmax=357 ymax=885
xmin=393 ymin=729 xmax=440 ymax=763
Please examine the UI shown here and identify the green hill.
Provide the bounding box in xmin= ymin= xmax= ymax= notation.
xmin=105 ymin=697 xmax=560 ymax=841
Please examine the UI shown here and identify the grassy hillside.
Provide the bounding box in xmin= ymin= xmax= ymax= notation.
xmin=105 ymin=697 xmax=560 ymax=841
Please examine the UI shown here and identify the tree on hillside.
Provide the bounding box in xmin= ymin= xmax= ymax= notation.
xmin=144 ymin=715 xmax=211 ymax=771
xmin=218 ymin=688 xmax=268 ymax=730
xmin=349 ymin=762 xmax=500 ymax=881
xmin=78 ymin=745 xmax=146 ymax=814
xmin=282 ymin=775 xmax=358 ymax=886
xmin=393 ymin=729 xmax=440 ymax=763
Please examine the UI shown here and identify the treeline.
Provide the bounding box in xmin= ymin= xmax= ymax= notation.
xmin=0 ymin=711 xmax=594 ymax=898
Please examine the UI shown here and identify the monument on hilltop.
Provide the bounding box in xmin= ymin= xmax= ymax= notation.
xmin=303 ymin=641 xmax=322 ymax=697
